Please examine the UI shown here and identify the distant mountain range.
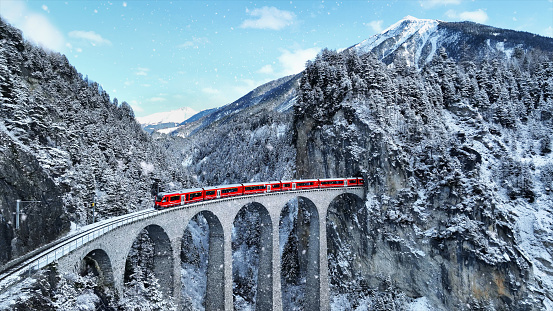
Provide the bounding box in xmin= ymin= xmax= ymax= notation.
xmin=139 ymin=16 xmax=553 ymax=135
xmin=136 ymin=106 xmax=199 ymax=133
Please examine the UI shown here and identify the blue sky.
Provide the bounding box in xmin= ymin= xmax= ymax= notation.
xmin=1 ymin=0 xmax=552 ymax=117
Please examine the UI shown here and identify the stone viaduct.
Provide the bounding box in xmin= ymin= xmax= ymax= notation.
xmin=56 ymin=187 xmax=364 ymax=311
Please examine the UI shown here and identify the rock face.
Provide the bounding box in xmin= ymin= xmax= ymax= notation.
xmin=294 ymin=48 xmax=553 ymax=309
xmin=0 ymin=131 xmax=68 ymax=263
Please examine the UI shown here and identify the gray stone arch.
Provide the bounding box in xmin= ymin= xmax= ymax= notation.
xmin=232 ymin=202 xmax=273 ymax=311
xmin=326 ymin=192 xmax=367 ymax=309
xmin=80 ymin=248 xmax=114 ymax=288
xmin=181 ymin=210 xmax=225 ymax=311
xmin=124 ymin=224 xmax=174 ymax=297
xmin=279 ymin=196 xmax=320 ymax=311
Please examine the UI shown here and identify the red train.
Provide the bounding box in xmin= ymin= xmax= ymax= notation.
xmin=154 ymin=177 xmax=364 ymax=210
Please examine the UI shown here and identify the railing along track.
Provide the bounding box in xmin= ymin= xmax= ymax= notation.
xmin=0 ymin=186 xmax=363 ymax=294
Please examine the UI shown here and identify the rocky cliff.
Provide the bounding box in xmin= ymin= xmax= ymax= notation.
xmin=295 ymin=47 xmax=553 ymax=309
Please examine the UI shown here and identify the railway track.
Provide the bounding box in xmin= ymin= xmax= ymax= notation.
xmin=0 ymin=184 xmax=364 ymax=295
xmin=0 ymin=208 xmax=156 ymax=294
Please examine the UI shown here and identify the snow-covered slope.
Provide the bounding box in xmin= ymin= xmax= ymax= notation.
xmin=136 ymin=106 xmax=198 ymax=126
xmin=351 ymin=15 xmax=553 ymax=69
xmin=353 ymin=16 xmax=439 ymax=68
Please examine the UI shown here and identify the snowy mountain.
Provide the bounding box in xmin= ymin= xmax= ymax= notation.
xmin=351 ymin=15 xmax=553 ymax=68
xmin=2 ymin=15 xmax=553 ymax=311
xmin=169 ymin=74 xmax=298 ymax=138
xmin=136 ymin=106 xmax=199 ymax=133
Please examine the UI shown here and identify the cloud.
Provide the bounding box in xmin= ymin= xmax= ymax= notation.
xmin=178 ymin=37 xmax=210 ymax=49
xmin=0 ymin=1 xmax=65 ymax=51
xmin=69 ymin=30 xmax=111 ymax=46
xmin=202 ymin=87 xmax=220 ymax=95
xmin=240 ymin=6 xmax=295 ymax=30
xmin=148 ymin=97 xmax=166 ymax=102
xmin=258 ymin=64 xmax=274 ymax=74
xmin=278 ymin=48 xmax=320 ymax=76
xmin=419 ymin=0 xmax=461 ymax=9
xmin=128 ymin=100 xmax=144 ymax=113
xmin=446 ymin=9 xmax=488 ymax=24
xmin=545 ymin=26 xmax=553 ymax=37
xmin=366 ymin=20 xmax=384 ymax=34
xmin=135 ymin=67 xmax=149 ymax=76
xmin=257 ymin=47 xmax=320 ymax=77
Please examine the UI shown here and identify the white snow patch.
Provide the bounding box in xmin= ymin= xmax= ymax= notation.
xmin=408 ymin=296 xmax=432 ymax=311
xmin=140 ymin=161 xmax=155 ymax=175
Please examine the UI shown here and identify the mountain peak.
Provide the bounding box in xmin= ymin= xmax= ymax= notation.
xmin=352 ymin=17 xmax=439 ymax=66
xmin=380 ymin=16 xmax=438 ymax=36
xmin=351 ymin=16 xmax=553 ymax=69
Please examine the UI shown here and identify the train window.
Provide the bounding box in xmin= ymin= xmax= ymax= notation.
xmin=298 ymin=182 xmax=313 ymax=187
xmin=283 ymin=183 xmax=290 ymax=187
xmin=273 ymin=184 xmax=280 ymax=188
xmin=246 ymin=185 xmax=264 ymax=191
xmin=206 ymin=190 xmax=215 ymax=195
xmin=222 ymin=188 xmax=238 ymax=194
xmin=190 ymin=192 xmax=202 ymax=199
xmin=162 ymin=197 xmax=167 ymax=202
xmin=156 ymin=195 xmax=163 ymax=202
xmin=170 ymin=195 xmax=179 ymax=201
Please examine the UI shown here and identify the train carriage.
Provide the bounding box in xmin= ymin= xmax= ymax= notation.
xmin=182 ymin=188 xmax=204 ymax=204
xmin=293 ymin=179 xmax=319 ymax=190
xmin=319 ymin=178 xmax=347 ymax=188
xmin=154 ymin=192 xmax=181 ymax=209
xmin=265 ymin=181 xmax=283 ymax=192
xmin=203 ymin=184 xmax=243 ymax=200
xmin=243 ymin=182 xmax=269 ymax=195
xmin=154 ymin=177 xmax=364 ymax=210
xmin=280 ymin=181 xmax=295 ymax=191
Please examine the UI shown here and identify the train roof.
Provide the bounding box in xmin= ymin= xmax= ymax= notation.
xmin=159 ymin=188 xmax=204 ymax=196
xmin=203 ymin=184 xmax=243 ymax=190
xmin=242 ymin=181 xmax=269 ymax=186
xmin=291 ymin=179 xmax=319 ymax=182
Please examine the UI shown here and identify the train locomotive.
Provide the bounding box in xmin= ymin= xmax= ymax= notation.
xmin=154 ymin=177 xmax=364 ymax=210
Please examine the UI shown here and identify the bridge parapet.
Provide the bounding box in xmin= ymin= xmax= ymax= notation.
xmin=1 ymin=186 xmax=364 ymax=311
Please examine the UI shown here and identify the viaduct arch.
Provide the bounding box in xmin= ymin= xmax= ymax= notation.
xmin=55 ymin=187 xmax=364 ymax=310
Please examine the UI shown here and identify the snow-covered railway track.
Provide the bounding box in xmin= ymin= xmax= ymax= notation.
xmin=0 ymin=208 xmax=156 ymax=294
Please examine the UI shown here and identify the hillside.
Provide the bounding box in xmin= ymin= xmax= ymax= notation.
xmin=294 ymin=46 xmax=553 ymax=310
xmin=1 ymin=15 xmax=552 ymax=311
xmin=0 ymin=18 xmax=190 ymax=265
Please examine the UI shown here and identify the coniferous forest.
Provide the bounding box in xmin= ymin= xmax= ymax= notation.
xmin=1 ymin=14 xmax=553 ymax=311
